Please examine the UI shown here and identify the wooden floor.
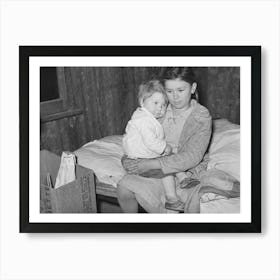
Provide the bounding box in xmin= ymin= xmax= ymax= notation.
xmin=97 ymin=195 xmax=121 ymax=213
xmin=99 ymin=201 xmax=123 ymax=213
xmin=97 ymin=195 xmax=147 ymax=213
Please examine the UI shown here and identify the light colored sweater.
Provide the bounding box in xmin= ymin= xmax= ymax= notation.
xmin=123 ymin=107 xmax=166 ymax=159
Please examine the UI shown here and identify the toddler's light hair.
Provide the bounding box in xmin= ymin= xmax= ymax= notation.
xmin=138 ymin=80 xmax=168 ymax=105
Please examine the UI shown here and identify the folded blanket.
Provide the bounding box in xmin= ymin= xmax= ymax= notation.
xmin=184 ymin=168 xmax=240 ymax=213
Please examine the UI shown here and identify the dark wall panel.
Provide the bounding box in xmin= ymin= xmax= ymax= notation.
xmin=206 ymin=67 xmax=240 ymax=124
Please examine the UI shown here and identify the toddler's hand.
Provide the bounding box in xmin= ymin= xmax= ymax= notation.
xmin=163 ymin=144 xmax=172 ymax=155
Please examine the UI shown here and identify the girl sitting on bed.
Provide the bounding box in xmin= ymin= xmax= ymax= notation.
xmin=122 ymin=80 xmax=190 ymax=211
xmin=117 ymin=67 xmax=212 ymax=213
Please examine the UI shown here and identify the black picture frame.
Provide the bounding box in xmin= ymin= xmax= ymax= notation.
xmin=20 ymin=46 xmax=261 ymax=233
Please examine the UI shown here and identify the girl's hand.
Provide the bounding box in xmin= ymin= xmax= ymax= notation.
xmin=137 ymin=159 xmax=151 ymax=174
xmin=121 ymin=155 xmax=142 ymax=174
xmin=121 ymin=155 xmax=162 ymax=176
xmin=121 ymin=155 xmax=151 ymax=175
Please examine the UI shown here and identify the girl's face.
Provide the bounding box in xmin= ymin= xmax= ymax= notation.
xmin=165 ymin=78 xmax=197 ymax=110
xmin=142 ymin=92 xmax=167 ymax=119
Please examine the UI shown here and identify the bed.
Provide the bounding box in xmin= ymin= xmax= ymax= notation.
xmin=74 ymin=118 xmax=240 ymax=213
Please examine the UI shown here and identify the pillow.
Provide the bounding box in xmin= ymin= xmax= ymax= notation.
xmin=74 ymin=135 xmax=125 ymax=187
xmin=207 ymin=119 xmax=240 ymax=181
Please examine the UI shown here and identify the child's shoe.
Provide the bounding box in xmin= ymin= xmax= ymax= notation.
xmin=180 ymin=178 xmax=200 ymax=189
xmin=165 ymin=199 xmax=185 ymax=212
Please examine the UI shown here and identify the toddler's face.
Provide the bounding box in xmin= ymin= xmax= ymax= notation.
xmin=142 ymin=92 xmax=167 ymax=119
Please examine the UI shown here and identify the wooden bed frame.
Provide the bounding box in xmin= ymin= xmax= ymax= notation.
xmin=95 ymin=179 xmax=118 ymax=198
xmin=95 ymin=177 xmax=147 ymax=213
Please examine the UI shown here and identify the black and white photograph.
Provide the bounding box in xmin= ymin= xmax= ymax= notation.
xmin=39 ymin=66 xmax=241 ymax=214
xmin=20 ymin=46 xmax=261 ymax=233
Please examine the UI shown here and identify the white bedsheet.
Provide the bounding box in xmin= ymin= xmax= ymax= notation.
xmin=201 ymin=197 xmax=240 ymax=213
xmin=74 ymin=135 xmax=126 ymax=188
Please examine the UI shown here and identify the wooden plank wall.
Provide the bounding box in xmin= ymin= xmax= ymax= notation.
xmin=194 ymin=67 xmax=240 ymax=124
xmin=40 ymin=67 xmax=239 ymax=155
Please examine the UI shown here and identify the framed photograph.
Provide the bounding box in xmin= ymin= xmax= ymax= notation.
xmin=20 ymin=46 xmax=261 ymax=233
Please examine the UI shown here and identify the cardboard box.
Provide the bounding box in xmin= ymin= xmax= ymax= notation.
xmin=40 ymin=150 xmax=97 ymax=213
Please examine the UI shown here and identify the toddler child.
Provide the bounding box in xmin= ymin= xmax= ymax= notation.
xmin=123 ymin=80 xmax=187 ymax=212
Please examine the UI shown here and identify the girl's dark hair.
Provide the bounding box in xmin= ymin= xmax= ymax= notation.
xmin=159 ymin=67 xmax=196 ymax=84
xmin=159 ymin=67 xmax=199 ymax=100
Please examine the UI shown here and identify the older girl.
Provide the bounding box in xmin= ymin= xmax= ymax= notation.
xmin=117 ymin=67 xmax=212 ymax=213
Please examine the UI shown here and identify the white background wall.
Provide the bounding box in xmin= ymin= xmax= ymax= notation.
xmin=0 ymin=0 xmax=279 ymax=279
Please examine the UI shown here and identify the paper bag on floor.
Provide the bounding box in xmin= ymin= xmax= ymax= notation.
xmin=55 ymin=151 xmax=76 ymax=189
